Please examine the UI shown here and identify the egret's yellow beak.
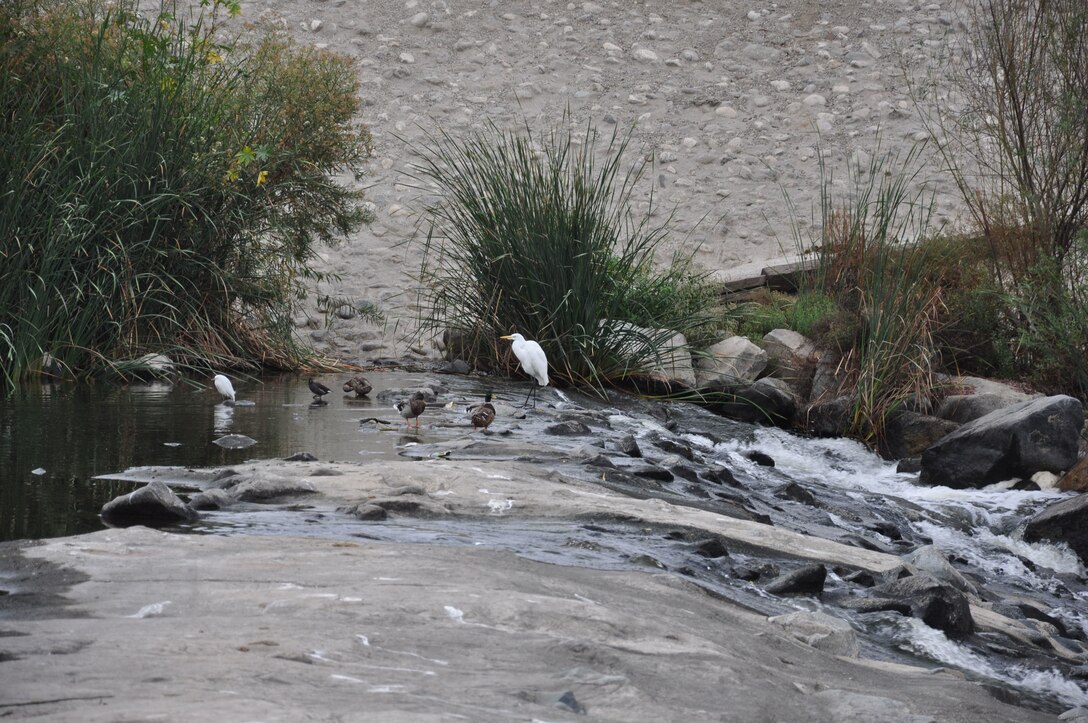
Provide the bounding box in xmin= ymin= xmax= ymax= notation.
xmin=499 ymin=334 xmax=514 ymax=340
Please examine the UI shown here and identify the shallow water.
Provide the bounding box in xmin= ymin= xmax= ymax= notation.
xmin=0 ymin=371 xmax=474 ymax=540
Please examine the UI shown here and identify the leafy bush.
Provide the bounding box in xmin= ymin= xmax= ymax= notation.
xmin=0 ymin=0 xmax=372 ymax=389
xmin=411 ymin=119 xmax=714 ymax=389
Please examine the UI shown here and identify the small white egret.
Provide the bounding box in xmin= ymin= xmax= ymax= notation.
xmin=500 ymin=333 xmax=549 ymax=407
xmin=213 ymin=374 xmax=236 ymax=403
xmin=395 ymin=392 xmax=427 ymax=430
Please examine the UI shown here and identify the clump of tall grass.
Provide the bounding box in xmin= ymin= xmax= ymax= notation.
xmin=794 ymin=144 xmax=948 ymax=448
xmin=410 ymin=119 xmax=714 ymax=390
xmin=0 ymin=0 xmax=372 ymax=389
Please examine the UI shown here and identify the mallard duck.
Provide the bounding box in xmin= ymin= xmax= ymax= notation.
xmin=499 ymin=333 xmax=549 ymax=407
xmin=342 ymin=375 xmax=373 ymax=397
xmin=308 ymin=378 xmax=332 ymax=400
xmin=395 ymin=392 xmax=426 ymax=429
xmin=469 ymin=392 xmax=496 ymax=431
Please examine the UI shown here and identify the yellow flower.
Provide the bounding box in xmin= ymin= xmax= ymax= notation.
xmin=206 ymin=50 xmax=223 ymax=64
xmin=256 ymin=170 xmax=268 ymax=187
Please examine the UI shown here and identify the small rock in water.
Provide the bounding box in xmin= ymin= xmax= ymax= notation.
xmin=745 ymin=450 xmax=775 ymax=467
xmin=101 ymin=480 xmax=198 ymax=527
xmin=213 ymin=434 xmax=258 ymax=449
xmin=285 ymin=452 xmax=318 ymax=462
xmin=545 ymin=420 xmax=591 ymax=436
xmin=692 ymin=537 xmax=730 ymax=558
xmin=31 ymin=467 xmax=47 ymax=476
xmin=764 ymin=564 xmax=827 ymax=596
xmin=618 ymin=434 xmax=642 ymax=457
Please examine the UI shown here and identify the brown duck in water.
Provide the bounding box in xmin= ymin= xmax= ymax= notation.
xmin=395 ymin=392 xmax=426 ymax=430
xmin=342 ymin=375 xmax=373 ymax=397
xmin=469 ymin=392 xmax=495 ymax=431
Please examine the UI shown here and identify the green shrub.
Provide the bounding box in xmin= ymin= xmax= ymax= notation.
xmin=0 ymin=0 xmax=371 ymax=388
xmin=411 ymin=118 xmax=714 ymax=389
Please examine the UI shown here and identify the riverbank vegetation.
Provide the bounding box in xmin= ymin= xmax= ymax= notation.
xmin=732 ymin=0 xmax=1088 ymax=445
xmin=0 ymin=0 xmax=371 ymax=391
xmin=411 ymin=119 xmax=716 ymax=390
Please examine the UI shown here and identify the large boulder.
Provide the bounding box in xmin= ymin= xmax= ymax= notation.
xmin=704 ymin=377 xmax=797 ymax=428
xmin=762 ymin=328 xmax=817 ymax=400
xmin=695 ymin=335 xmax=767 ymax=387
xmin=101 ymin=480 xmax=198 ymax=528
xmin=919 ymin=395 xmax=1084 ymax=489
xmin=1023 ymin=493 xmax=1088 ymax=564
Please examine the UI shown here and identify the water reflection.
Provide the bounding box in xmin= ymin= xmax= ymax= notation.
xmin=0 ymin=372 xmax=439 ymax=541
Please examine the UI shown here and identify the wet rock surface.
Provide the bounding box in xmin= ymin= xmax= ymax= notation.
xmin=6 ymin=374 xmax=1088 ymax=719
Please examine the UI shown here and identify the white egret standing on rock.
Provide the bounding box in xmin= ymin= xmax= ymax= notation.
xmin=500 ymin=333 xmax=549 ymax=408
xmin=213 ymin=374 xmax=236 ymax=403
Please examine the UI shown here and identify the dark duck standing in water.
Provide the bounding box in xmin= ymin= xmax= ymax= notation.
xmin=342 ymin=376 xmax=373 ymax=397
xmin=395 ymin=392 xmax=427 ymax=430
xmin=469 ymin=392 xmax=496 ymax=431
xmin=308 ymin=378 xmax=332 ymax=401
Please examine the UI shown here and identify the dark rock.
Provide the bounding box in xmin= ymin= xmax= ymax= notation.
xmin=555 ymin=690 xmax=585 ymax=715
xmin=691 ymin=538 xmax=729 ymax=558
xmin=101 ymin=481 xmax=198 ymax=527
xmin=777 ymin=482 xmax=818 ymax=506
xmin=545 ymin=420 xmax=591 ymax=436
xmin=284 ymin=452 xmax=318 ymax=462
xmin=704 ymin=377 xmax=797 ymax=427
xmin=630 ymin=466 xmax=674 ymax=482
xmin=919 ymin=395 xmax=1084 ymax=489
xmin=1023 ymin=493 xmax=1088 ymax=564
xmin=669 ymin=465 xmax=700 ymax=483
xmin=618 ymin=435 xmax=642 ymax=458
xmin=873 ymin=574 xmax=974 ymax=637
xmin=733 ymin=562 xmax=779 ymax=581
xmin=882 ymin=410 xmax=960 ymax=460
xmin=937 ymin=392 xmax=1029 ymax=425
xmin=1017 ymin=602 xmax=1071 ymax=639
xmin=764 ymin=564 xmax=827 ymax=596
xmin=896 ymin=457 xmax=923 ymax=474
xmin=745 ymin=450 xmax=775 ymax=467
xmin=842 ymin=569 xmax=878 ymax=587
xmin=838 ymin=596 xmax=913 ymax=615
xmin=803 ymin=396 xmax=852 ymax=437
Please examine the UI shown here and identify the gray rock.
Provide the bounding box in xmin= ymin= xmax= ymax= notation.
xmin=919 ymin=395 xmax=1084 ymax=489
xmin=762 ymin=328 xmax=816 ymax=399
xmin=188 ymin=488 xmax=234 ymax=511
xmin=804 ymin=395 xmax=852 ymax=437
xmin=1023 ymin=493 xmax=1088 ymax=565
xmin=618 ymin=435 xmax=642 ymax=458
xmin=937 ymin=392 xmax=1033 ymax=424
xmin=340 ymin=503 xmax=389 ymax=521
xmin=376 ymin=387 xmax=439 ymax=403
xmin=903 ymin=545 xmax=978 ymax=596
xmin=764 ymin=563 xmax=827 ymax=596
xmin=101 ymin=481 xmax=198 ymax=527
xmin=695 ymin=335 xmax=767 ymax=387
xmin=704 ymin=377 xmax=797 ymax=427
xmin=882 ymin=410 xmax=959 ymax=460
xmin=224 ymin=475 xmax=317 ymax=502
xmin=213 ymin=434 xmax=258 ymax=449
xmin=545 ymin=420 xmax=591 ymax=436
xmin=768 ymin=611 xmax=859 ymax=657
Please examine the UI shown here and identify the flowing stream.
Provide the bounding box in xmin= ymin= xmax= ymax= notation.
xmin=2 ymin=372 xmax=1086 ymax=713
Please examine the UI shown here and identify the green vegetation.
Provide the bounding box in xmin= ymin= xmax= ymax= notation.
xmin=411 ymin=119 xmax=714 ymax=389
xmin=0 ymin=0 xmax=372 ymax=390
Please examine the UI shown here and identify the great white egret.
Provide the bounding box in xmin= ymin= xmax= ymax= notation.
xmin=308 ymin=378 xmax=332 ymax=400
xmin=500 ymin=333 xmax=549 ymax=407
xmin=343 ymin=376 xmax=373 ymax=397
xmin=469 ymin=392 xmax=496 ymax=431
xmin=395 ymin=392 xmax=427 ymax=429
xmin=213 ymin=374 xmax=236 ymax=403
